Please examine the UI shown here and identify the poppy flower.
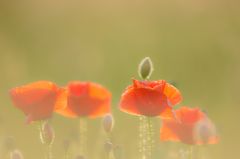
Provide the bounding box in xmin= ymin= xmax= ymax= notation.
xmin=9 ymin=81 xmax=61 ymax=123
xmin=55 ymin=81 xmax=111 ymax=118
xmin=160 ymin=107 xmax=219 ymax=145
xmin=119 ymin=79 xmax=182 ymax=117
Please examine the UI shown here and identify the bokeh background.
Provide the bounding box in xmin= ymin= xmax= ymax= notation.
xmin=0 ymin=0 xmax=240 ymax=159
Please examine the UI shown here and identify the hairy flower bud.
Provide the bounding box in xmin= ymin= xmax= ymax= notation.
xmin=40 ymin=121 xmax=55 ymax=145
xmin=138 ymin=57 xmax=154 ymax=80
xmin=102 ymin=114 xmax=114 ymax=133
xmin=10 ymin=149 xmax=24 ymax=159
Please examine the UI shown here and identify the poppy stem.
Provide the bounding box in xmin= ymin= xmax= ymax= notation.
xmin=189 ymin=146 xmax=193 ymax=159
xmin=46 ymin=145 xmax=52 ymax=159
xmin=147 ymin=117 xmax=154 ymax=159
xmin=139 ymin=116 xmax=153 ymax=159
xmin=41 ymin=121 xmax=55 ymax=159
xmin=64 ymin=147 xmax=70 ymax=159
xmin=200 ymin=145 xmax=206 ymax=159
xmin=79 ymin=118 xmax=87 ymax=157
xmin=139 ymin=116 xmax=145 ymax=159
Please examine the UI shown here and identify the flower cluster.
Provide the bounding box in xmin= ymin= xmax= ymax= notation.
xmin=10 ymin=81 xmax=111 ymax=123
xmin=8 ymin=57 xmax=219 ymax=159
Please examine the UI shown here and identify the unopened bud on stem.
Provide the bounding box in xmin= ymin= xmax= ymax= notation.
xmin=102 ymin=114 xmax=114 ymax=133
xmin=10 ymin=149 xmax=24 ymax=159
xmin=40 ymin=121 xmax=55 ymax=145
xmin=138 ymin=57 xmax=154 ymax=80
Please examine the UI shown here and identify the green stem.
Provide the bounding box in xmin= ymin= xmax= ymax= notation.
xmin=139 ymin=116 xmax=154 ymax=159
xmin=64 ymin=148 xmax=70 ymax=159
xmin=139 ymin=116 xmax=144 ymax=159
xmin=79 ymin=118 xmax=87 ymax=156
xmin=46 ymin=145 xmax=52 ymax=159
xmin=106 ymin=152 xmax=110 ymax=159
xmin=147 ymin=117 xmax=153 ymax=159
xmin=189 ymin=146 xmax=193 ymax=159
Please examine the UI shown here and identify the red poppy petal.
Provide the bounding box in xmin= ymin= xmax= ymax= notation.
xmin=10 ymin=81 xmax=59 ymax=122
xmin=119 ymin=88 xmax=141 ymax=116
xmin=160 ymin=122 xmax=180 ymax=142
xmin=163 ymin=83 xmax=182 ymax=106
xmin=89 ymin=82 xmax=111 ymax=100
xmin=10 ymin=81 xmax=58 ymax=107
xmin=177 ymin=107 xmax=205 ymax=124
xmin=207 ymin=136 xmax=219 ymax=144
xmin=56 ymin=81 xmax=111 ymax=118
xmin=159 ymin=107 xmax=175 ymax=119
xmin=53 ymin=87 xmax=77 ymax=118
xmin=160 ymin=107 xmax=218 ymax=145
xmin=88 ymin=102 xmax=111 ymax=118
xmin=54 ymin=87 xmax=67 ymax=110
xmin=55 ymin=106 xmax=78 ymax=118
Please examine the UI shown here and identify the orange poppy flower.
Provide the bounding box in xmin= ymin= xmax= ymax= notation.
xmin=160 ymin=107 xmax=219 ymax=145
xmin=119 ymin=79 xmax=182 ymax=117
xmin=9 ymin=81 xmax=61 ymax=123
xmin=55 ymin=81 xmax=111 ymax=118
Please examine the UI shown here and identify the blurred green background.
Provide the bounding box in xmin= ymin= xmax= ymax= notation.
xmin=0 ymin=0 xmax=240 ymax=158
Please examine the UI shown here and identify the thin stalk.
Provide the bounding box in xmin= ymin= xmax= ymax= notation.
xmin=146 ymin=117 xmax=154 ymax=159
xmin=79 ymin=118 xmax=87 ymax=157
xmin=139 ymin=116 xmax=154 ymax=159
xmin=46 ymin=145 xmax=52 ymax=159
xmin=38 ymin=121 xmax=54 ymax=159
xmin=64 ymin=148 xmax=70 ymax=159
xmin=189 ymin=146 xmax=193 ymax=159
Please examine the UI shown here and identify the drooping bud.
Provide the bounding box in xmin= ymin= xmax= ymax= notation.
xmin=138 ymin=57 xmax=154 ymax=80
xmin=10 ymin=149 xmax=24 ymax=159
xmin=40 ymin=121 xmax=55 ymax=145
xmin=104 ymin=141 xmax=113 ymax=154
xmin=102 ymin=114 xmax=114 ymax=133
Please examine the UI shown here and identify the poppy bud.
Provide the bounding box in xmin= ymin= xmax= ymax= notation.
xmin=113 ymin=145 xmax=124 ymax=159
xmin=10 ymin=149 xmax=24 ymax=159
xmin=3 ymin=136 xmax=15 ymax=151
xmin=102 ymin=114 xmax=114 ymax=133
xmin=40 ymin=121 xmax=55 ymax=145
xmin=63 ymin=139 xmax=71 ymax=151
xmin=104 ymin=141 xmax=113 ymax=153
xmin=138 ymin=57 xmax=154 ymax=80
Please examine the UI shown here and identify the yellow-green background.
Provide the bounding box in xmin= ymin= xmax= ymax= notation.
xmin=0 ymin=0 xmax=239 ymax=158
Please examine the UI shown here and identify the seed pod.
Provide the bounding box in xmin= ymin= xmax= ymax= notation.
xmin=102 ymin=114 xmax=114 ymax=133
xmin=10 ymin=149 xmax=24 ymax=159
xmin=40 ymin=121 xmax=55 ymax=145
xmin=138 ymin=57 xmax=154 ymax=80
